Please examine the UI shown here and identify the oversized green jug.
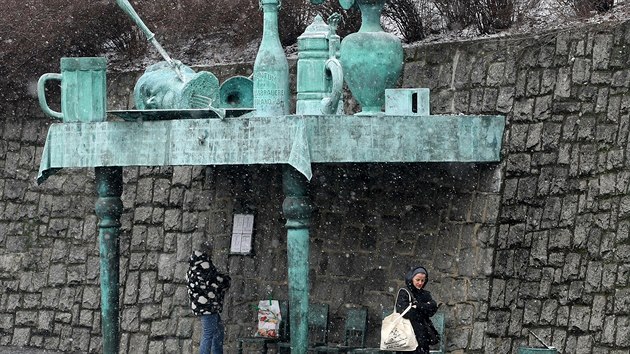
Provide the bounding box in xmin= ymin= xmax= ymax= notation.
xmin=339 ymin=0 xmax=403 ymax=115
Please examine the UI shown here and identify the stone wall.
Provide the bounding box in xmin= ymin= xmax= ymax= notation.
xmin=1 ymin=19 xmax=630 ymax=353
xmin=401 ymin=21 xmax=630 ymax=353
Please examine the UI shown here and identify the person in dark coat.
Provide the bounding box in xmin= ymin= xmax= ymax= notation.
xmin=395 ymin=266 xmax=439 ymax=354
xmin=186 ymin=242 xmax=231 ymax=354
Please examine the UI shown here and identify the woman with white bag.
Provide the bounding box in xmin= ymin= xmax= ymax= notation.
xmin=394 ymin=266 xmax=439 ymax=354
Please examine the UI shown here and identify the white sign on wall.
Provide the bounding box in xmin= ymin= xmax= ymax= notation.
xmin=230 ymin=214 xmax=254 ymax=255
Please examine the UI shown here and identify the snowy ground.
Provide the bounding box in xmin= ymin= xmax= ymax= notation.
xmin=412 ymin=0 xmax=630 ymax=45
xmin=106 ymin=0 xmax=630 ymax=72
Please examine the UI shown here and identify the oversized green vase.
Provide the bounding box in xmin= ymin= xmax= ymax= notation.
xmin=339 ymin=0 xmax=403 ymax=115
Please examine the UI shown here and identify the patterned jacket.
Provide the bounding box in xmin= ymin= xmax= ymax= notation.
xmin=185 ymin=251 xmax=231 ymax=315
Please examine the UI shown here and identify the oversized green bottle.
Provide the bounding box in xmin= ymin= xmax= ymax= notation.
xmin=254 ymin=0 xmax=290 ymax=117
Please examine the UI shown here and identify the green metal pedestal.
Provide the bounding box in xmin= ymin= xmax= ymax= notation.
xmin=282 ymin=166 xmax=312 ymax=354
xmin=94 ymin=166 xmax=123 ymax=354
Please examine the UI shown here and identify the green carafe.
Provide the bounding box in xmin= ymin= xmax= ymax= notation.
xmin=339 ymin=0 xmax=403 ymax=115
xmin=253 ymin=0 xmax=290 ymax=117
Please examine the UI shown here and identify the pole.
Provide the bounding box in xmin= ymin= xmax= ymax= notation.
xmin=282 ymin=166 xmax=312 ymax=353
xmin=94 ymin=166 xmax=123 ymax=354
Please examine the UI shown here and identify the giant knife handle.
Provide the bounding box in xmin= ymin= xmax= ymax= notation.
xmin=115 ymin=0 xmax=184 ymax=81
xmin=116 ymin=0 xmax=155 ymax=41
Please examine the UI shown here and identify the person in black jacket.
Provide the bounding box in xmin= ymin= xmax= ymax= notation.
xmin=186 ymin=242 xmax=231 ymax=354
xmin=395 ymin=266 xmax=439 ymax=354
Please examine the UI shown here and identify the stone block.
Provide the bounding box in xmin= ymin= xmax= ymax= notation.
xmin=165 ymin=338 xmax=181 ymax=353
xmin=134 ymin=206 xmax=153 ymax=225
xmin=136 ymin=178 xmax=154 ymax=205
xmin=120 ymin=307 xmax=140 ymax=332
xmin=164 ymin=209 xmax=182 ymax=232
xmin=86 ymin=256 xmax=100 ymax=281
xmin=139 ymin=271 xmax=158 ymax=303
xmin=47 ymin=264 xmax=66 ymax=286
xmin=148 ymin=341 xmax=165 ymax=354
xmin=496 ymin=87 xmax=515 ymax=113
xmin=486 ymin=310 xmax=510 ymax=336
xmin=506 ymin=154 xmax=531 ymax=175
xmin=67 ymin=264 xmax=86 ymax=285
xmin=483 ymin=337 xmax=511 ymax=354
xmin=153 ymin=178 xmax=171 ymax=206
xmin=70 ymin=327 xmax=91 ymax=352
xmin=177 ymin=317 xmax=194 ymax=337
xmin=146 ymin=226 xmax=164 ymax=251
xmin=36 ymin=311 xmax=54 ymax=332
xmin=449 ymin=326 xmax=471 ymax=349
xmin=131 ymin=225 xmax=148 ymax=251
xmin=469 ymin=321 xmax=486 ymax=350
xmin=555 ymin=67 xmax=571 ymax=98
xmin=601 ymin=315 xmax=616 ymax=344
xmin=593 ymin=34 xmax=614 ymax=70
xmin=158 ymin=253 xmax=176 ymax=281
xmin=614 ymin=288 xmax=630 ymax=313
xmin=0 ymin=314 xmax=14 ymax=330
xmin=10 ymin=327 xmax=30 ymax=346
xmin=569 ymin=305 xmax=591 ymax=332
xmin=615 ymin=316 xmax=630 ymax=346
xmin=0 ymin=253 xmax=22 ymax=274
xmin=14 ymin=311 xmax=37 ymax=327
xmin=82 ymin=286 xmax=100 ymax=309
xmin=508 ymin=307 xmax=523 ymax=336
xmin=151 ymin=319 xmax=170 ymax=337
xmin=129 ymin=333 xmax=149 ymax=353
xmin=140 ymin=305 xmax=161 ymax=321
xmin=78 ymin=309 xmax=93 ymax=328
xmin=573 ymin=58 xmax=592 ymax=84
xmin=172 ymin=166 xmax=193 ymax=187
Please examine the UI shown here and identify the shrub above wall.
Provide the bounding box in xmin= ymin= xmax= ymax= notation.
xmin=3 ymin=17 xmax=630 ymax=354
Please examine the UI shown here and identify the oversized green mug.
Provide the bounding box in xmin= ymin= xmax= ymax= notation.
xmin=38 ymin=57 xmax=107 ymax=122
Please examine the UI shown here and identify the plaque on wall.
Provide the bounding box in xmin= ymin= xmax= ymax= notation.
xmin=230 ymin=214 xmax=254 ymax=255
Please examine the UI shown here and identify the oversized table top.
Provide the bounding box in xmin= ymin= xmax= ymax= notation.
xmin=37 ymin=114 xmax=505 ymax=184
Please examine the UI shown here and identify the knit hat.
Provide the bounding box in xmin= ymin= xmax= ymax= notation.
xmin=411 ymin=267 xmax=427 ymax=278
xmin=405 ymin=266 xmax=429 ymax=290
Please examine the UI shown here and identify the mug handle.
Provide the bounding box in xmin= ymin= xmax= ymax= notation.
xmin=37 ymin=73 xmax=63 ymax=120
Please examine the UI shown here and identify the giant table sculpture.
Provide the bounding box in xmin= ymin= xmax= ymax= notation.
xmin=36 ymin=0 xmax=505 ymax=353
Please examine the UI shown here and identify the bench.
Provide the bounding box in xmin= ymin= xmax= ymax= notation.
xmin=277 ymin=303 xmax=329 ymax=353
xmin=236 ymin=300 xmax=289 ymax=354
xmin=313 ymin=307 xmax=368 ymax=353
xmin=429 ymin=312 xmax=445 ymax=354
xmin=348 ymin=310 xmax=445 ymax=354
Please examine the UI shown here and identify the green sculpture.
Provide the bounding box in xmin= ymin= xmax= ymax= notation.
xmin=37 ymin=57 xmax=107 ymax=122
xmin=134 ymin=62 xmax=220 ymax=109
xmin=219 ymin=76 xmax=254 ymax=109
xmin=115 ymin=0 xmax=183 ymax=80
xmin=35 ymin=2 xmax=507 ymax=354
xmin=254 ymin=0 xmax=290 ymax=117
xmin=117 ymin=0 xmax=242 ymax=111
xmin=95 ymin=167 xmax=123 ymax=354
xmin=311 ymin=0 xmax=403 ymax=115
xmin=296 ymin=14 xmax=344 ymax=115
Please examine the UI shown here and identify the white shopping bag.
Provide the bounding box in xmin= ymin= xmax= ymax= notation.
xmin=380 ymin=289 xmax=418 ymax=351
xmin=256 ymin=300 xmax=282 ymax=338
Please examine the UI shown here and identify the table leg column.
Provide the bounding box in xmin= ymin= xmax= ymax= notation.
xmin=282 ymin=166 xmax=312 ymax=354
xmin=94 ymin=167 xmax=123 ymax=354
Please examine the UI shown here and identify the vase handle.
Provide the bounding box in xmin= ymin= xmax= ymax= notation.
xmin=321 ymin=58 xmax=343 ymax=114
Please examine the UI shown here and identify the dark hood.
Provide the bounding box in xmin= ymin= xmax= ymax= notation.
xmin=405 ymin=266 xmax=429 ymax=292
